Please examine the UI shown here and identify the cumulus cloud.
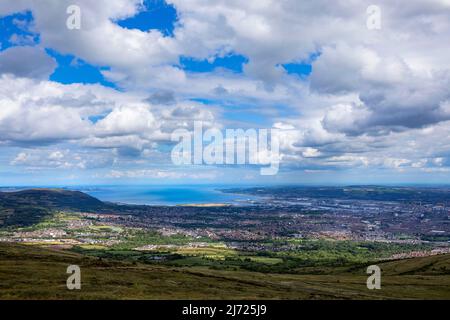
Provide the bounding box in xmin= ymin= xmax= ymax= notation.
xmin=0 ymin=76 xmax=100 ymax=143
xmin=11 ymin=148 xmax=114 ymax=170
xmin=106 ymin=169 xmax=218 ymax=180
xmin=146 ymin=90 xmax=177 ymax=105
xmin=0 ymin=75 xmax=218 ymax=150
xmin=2 ymin=0 xmax=450 ymax=180
xmin=0 ymin=46 xmax=56 ymax=79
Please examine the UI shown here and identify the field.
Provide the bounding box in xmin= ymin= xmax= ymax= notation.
xmin=0 ymin=243 xmax=449 ymax=300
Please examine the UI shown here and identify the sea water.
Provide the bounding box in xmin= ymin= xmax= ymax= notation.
xmin=72 ymin=185 xmax=260 ymax=206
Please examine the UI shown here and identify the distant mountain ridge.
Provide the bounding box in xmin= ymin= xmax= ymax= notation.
xmin=0 ymin=189 xmax=107 ymax=227
xmin=222 ymin=185 xmax=450 ymax=203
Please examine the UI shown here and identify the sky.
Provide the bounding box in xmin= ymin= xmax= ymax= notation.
xmin=1 ymin=0 xmax=450 ymax=186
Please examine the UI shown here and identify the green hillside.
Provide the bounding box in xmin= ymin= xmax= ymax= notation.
xmin=0 ymin=243 xmax=449 ymax=300
xmin=0 ymin=189 xmax=106 ymax=227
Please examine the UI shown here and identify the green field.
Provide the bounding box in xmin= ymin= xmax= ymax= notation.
xmin=0 ymin=243 xmax=449 ymax=300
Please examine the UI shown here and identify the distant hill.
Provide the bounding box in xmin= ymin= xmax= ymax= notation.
xmin=222 ymin=185 xmax=450 ymax=203
xmin=0 ymin=189 xmax=106 ymax=227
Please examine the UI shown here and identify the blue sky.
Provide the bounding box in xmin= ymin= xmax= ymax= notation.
xmin=0 ymin=10 xmax=38 ymax=50
xmin=117 ymin=0 xmax=178 ymax=36
xmin=1 ymin=0 xmax=450 ymax=186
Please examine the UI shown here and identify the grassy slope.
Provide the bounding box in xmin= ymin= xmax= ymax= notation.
xmin=0 ymin=243 xmax=449 ymax=300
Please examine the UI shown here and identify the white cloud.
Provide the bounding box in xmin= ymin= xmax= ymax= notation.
xmin=0 ymin=75 xmax=219 ymax=149
xmin=2 ymin=0 xmax=450 ymax=180
xmin=106 ymin=169 xmax=218 ymax=180
xmin=0 ymin=46 xmax=56 ymax=79
xmin=10 ymin=148 xmax=114 ymax=170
